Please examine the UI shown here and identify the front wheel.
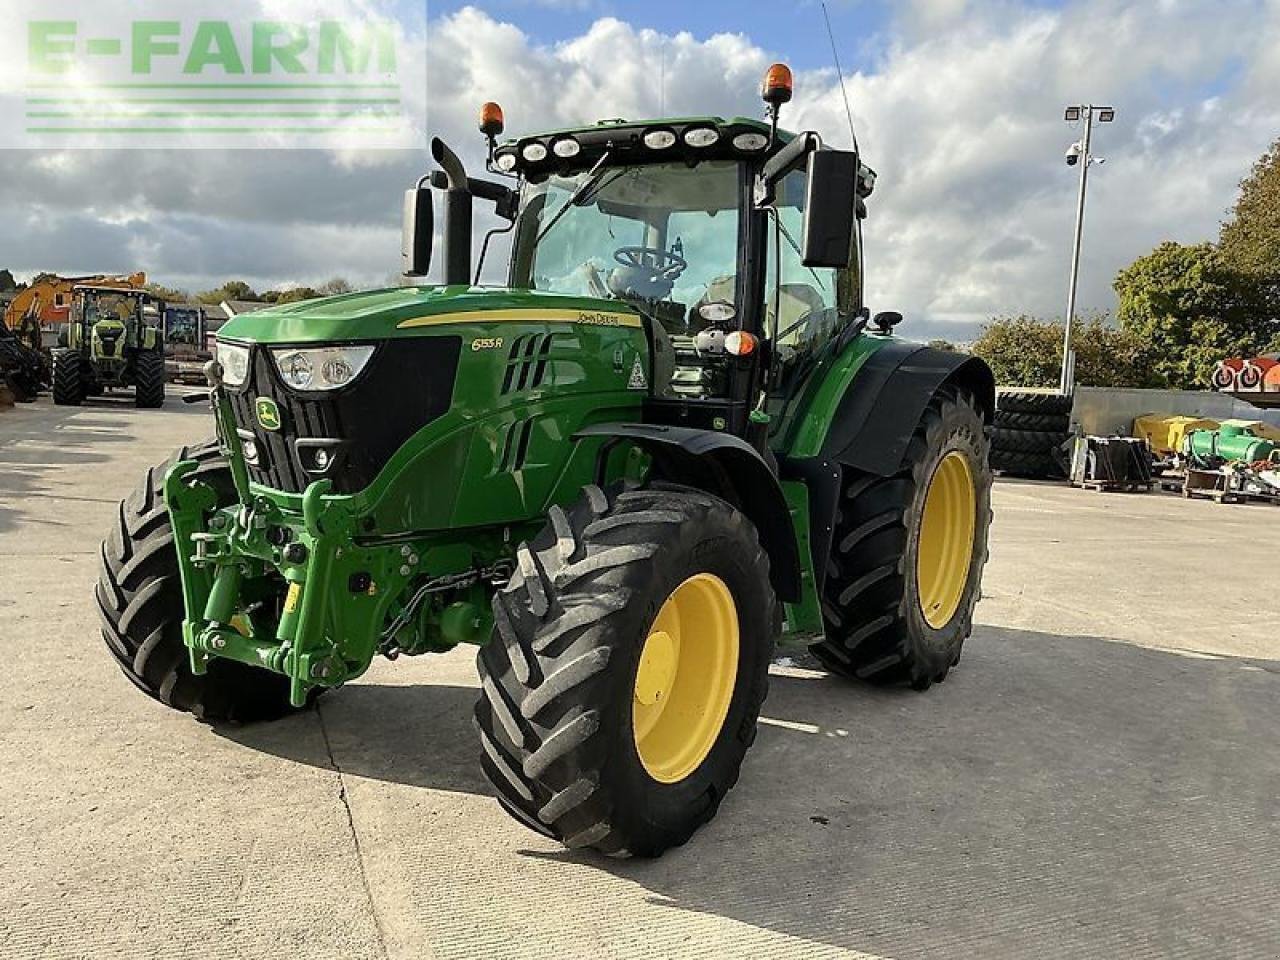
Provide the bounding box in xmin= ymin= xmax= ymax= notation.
xmin=134 ymin=351 xmax=166 ymax=408
xmin=475 ymin=483 xmax=776 ymax=857
xmin=97 ymin=441 xmax=311 ymax=723
xmin=813 ymin=384 xmax=992 ymax=689
xmin=51 ymin=350 xmax=84 ymax=406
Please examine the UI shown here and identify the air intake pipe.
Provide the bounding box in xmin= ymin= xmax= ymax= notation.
xmin=431 ymin=137 xmax=473 ymax=286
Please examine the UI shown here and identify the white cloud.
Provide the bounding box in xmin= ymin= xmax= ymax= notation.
xmin=0 ymin=0 xmax=1277 ymax=338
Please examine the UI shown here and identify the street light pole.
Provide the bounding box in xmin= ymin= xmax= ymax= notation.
xmin=1060 ymin=104 xmax=1113 ymax=395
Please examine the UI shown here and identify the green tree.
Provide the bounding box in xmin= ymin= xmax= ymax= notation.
xmin=1220 ymin=138 xmax=1280 ymax=283
xmin=927 ymin=338 xmax=957 ymax=352
xmin=144 ymin=282 xmax=189 ymax=303
xmin=274 ymin=287 xmax=322 ymax=304
xmin=1113 ymin=242 xmax=1265 ymax=387
xmin=1219 ymin=138 xmax=1280 ymax=345
xmin=318 ymin=277 xmax=353 ymax=296
xmin=971 ymin=315 xmax=1162 ymax=389
xmin=198 ymin=280 xmax=259 ymax=304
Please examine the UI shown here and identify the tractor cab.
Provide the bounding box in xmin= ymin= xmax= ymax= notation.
xmin=406 ymin=75 xmax=877 ymax=446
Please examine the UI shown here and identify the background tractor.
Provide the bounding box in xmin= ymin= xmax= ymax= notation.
xmin=96 ymin=65 xmax=994 ymax=856
xmin=53 ymin=286 xmax=166 ymax=407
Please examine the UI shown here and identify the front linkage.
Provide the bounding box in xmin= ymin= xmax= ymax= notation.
xmin=164 ymin=363 xmax=505 ymax=707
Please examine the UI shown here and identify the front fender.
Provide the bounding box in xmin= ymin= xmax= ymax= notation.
xmin=576 ymin=423 xmax=801 ymax=602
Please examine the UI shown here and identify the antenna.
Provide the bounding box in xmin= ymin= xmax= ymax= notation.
xmin=820 ymin=0 xmax=859 ymax=154
xmin=660 ymin=40 xmax=666 ymax=115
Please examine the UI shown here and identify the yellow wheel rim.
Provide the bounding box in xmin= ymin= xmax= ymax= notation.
xmin=633 ymin=573 xmax=739 ymax=784
xmin=916 ymin=450 xmax=977 ymax=629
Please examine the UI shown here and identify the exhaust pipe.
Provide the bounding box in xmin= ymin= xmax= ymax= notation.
xmin=431 ymin=137 xmax=473 ymax=286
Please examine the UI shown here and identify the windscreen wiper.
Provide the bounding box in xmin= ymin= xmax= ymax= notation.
xmin=535 ymin=151 xmax=620 ymax=245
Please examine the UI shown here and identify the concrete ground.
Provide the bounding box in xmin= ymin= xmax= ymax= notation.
xmin=2 ymin=395 xmax=1278 ymax=960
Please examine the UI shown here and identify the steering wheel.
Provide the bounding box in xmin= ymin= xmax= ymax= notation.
xmin=613 ymin=246 xmax=688 ymax=281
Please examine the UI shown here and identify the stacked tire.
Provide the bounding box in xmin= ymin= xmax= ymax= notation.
xmin=990 ymin=391 xmax=1072 ymax=479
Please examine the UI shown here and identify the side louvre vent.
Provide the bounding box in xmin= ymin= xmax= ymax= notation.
xmin=501 ymin=334 xmax=561 ymax=395
xmin=496 ymin=418 xmax=537 ymax=473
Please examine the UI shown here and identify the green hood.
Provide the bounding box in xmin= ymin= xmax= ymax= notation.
xmin=217 ymin=286 xmax=639 ymax=344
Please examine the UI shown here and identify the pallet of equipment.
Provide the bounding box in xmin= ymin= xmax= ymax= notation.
xmin=1075 ymin=479 xmax=1155 ymax=493
xmin=1183 ymin=467 xmax=1247 ymax=504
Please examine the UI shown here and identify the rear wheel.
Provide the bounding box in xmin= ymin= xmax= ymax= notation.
xmin=475 ymin=483 xmax=775 ymax=857
xmin=52 ymin=350 xmax=84 ymax=406
xmin=134 ymin=351 xmax=166 ymax=408
xmin=814 ymin=386 xmax=992 ymax=689
xmin=97 ymin=441 xmax=310 ymax=723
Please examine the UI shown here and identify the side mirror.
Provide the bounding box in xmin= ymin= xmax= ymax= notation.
xmin=871 ymin=311 xmax=903 ymax=333
xmin=402 ymin=186 xmax=434 ymax=279
xmin=801 ymin=150 xmax=857 ymax=269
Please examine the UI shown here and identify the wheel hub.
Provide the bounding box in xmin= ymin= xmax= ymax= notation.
xmin=916 ymin=450 xmax=978 ymax=629
xmin=632 ymin=573 xmax=739 ymax=784
xmin=635 ymin=630 xmax=677 ymax=706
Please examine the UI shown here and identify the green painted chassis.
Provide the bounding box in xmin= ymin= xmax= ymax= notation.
xmin=163 ymin=298 xmax=891 ymax=708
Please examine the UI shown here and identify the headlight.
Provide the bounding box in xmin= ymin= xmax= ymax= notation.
xmin=521 ymin=141 xmax=548 ymax=163
xmin=270 ymin=345 xmax=375 ymax=392
xmin=217 ymin=341 xmax=251 ymax=387
xmin=732 ymin=132 xmax=769 ymax=153
xmin=495 ymin=151 xmax=518 ymax=172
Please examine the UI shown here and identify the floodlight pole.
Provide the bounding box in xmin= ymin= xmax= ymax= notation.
xmin=1060 ymin=106 xmax=1094 ymax=395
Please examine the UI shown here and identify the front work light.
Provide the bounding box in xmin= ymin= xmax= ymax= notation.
xmin=683 ymin=127 xmax=720 ymax=148
xmin=552 ymin=137 xmax=581 ymax=158
xmin=732 ymin=132 xmax=769 ymax=152
xmin=521 ymin=141 xmax=548 ymax=162
xmin=643 ymin=129 xmax=677 ymax=150
xmin=271 ymin=345 xmax=375 ymax=392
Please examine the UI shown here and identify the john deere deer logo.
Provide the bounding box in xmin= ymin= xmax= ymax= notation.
xmin=255 ymin=397 xmax=281 ymax=431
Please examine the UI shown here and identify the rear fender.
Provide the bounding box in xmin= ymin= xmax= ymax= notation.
xmin=576 ymin=423 xmax=801 ymax=602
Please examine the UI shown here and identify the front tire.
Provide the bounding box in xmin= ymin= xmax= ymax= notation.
xmin=475 ymin=484 xmax=776 ymax=857
xmin=97 ymin=441 xmax=308 ymax=723
xmin=134 ymin=351 xmax=165 ymax=408
xmin=814 ymin=385 xmax=992 ymax=689
xmin=52 ymin=350 xmax=84 ymax=406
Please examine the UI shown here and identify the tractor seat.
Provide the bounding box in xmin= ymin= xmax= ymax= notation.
xmin=766 ymin=283 xmax=828 ymax=347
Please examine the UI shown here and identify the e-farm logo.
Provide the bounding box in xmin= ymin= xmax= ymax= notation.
xmin=10 ymin=5 xmax=425 ymax=149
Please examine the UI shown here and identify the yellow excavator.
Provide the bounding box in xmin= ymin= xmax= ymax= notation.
xmin=4 ymin=272 xmax=147 ymax=352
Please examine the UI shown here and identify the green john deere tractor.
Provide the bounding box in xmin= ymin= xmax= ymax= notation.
xmin=97 ymin=65 xmax=994 ymax=856
xmin=54 ymin=286 xmax=166 ymax=407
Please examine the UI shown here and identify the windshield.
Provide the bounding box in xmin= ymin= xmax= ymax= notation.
xmin=515 ymin=161 xmax=741 ymax=332
xmin=76 ymin=291 xmax=141 ymax=326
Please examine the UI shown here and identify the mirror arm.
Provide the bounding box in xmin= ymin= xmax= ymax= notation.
xmin=756 ymin=132 xmax=821 ymax=206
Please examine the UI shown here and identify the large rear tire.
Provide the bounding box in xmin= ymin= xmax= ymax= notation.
xmin=134 ymin=351 xmax=166 ymax=408
xmin=52 ymin=350 xmax=84 ymax=406
xmin=475 ymin=483 xmax=775 ymax=857
xmin=813 ymin=385 xmax=992 ymax=689
xmin=97 ymin=441 xmax=309 ymax=723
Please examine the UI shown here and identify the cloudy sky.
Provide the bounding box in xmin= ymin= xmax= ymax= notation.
xmin=1 ymin=0 xmax=1278 ymax=341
